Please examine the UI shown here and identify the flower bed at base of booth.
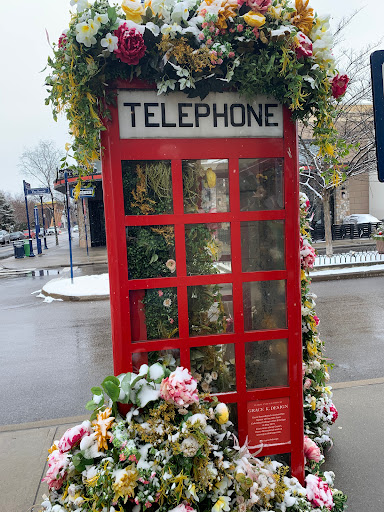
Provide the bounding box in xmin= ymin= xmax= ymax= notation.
xmin=40 ymin=364 xmax=346 ymax=512
xmin=47 ymin=0 xmax=350 ymax=184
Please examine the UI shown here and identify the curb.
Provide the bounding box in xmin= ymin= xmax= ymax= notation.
xmin=311 ymin=268 xmax=384 ymax=282
xmin=40 ymin=288 xmax=109 ymax=302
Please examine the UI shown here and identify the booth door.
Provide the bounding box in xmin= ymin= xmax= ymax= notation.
xmin=103 ymin=123 xmax=303 ymax=478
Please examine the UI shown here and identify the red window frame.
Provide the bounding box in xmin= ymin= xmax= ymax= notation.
xmin=101 ymin=82 xmax=304 ymax=481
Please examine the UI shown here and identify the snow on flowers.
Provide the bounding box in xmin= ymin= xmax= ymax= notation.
xmin=46 ymin=0 xmax=349 ymax=173
xmin=40 ymin=364 xmax=346 ymax=512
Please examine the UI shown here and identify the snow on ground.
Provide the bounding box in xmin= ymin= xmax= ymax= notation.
xmin=42 ymin=273 xmax=110 ymax=298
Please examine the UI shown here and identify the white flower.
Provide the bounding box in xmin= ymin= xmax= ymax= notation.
xmin=70 ymin=0 xmax=90 ymax=13
xmin=163 ymin=298 xmax=172 ymax=307
xmin=94 ymin=12 xmax=109 ymax=25
xmin=161 ymin=23 xmax=183 ymax=38
xmin=75 ymin=20 xmax=100 ymax=47
xmin=101 ymin=33 xmax=119 ymax=52
xmin=212 ymin=496 xmax=230 ymax=512
xmin=171 ymin=2 xmax=190 ymax=23
xmin=180 ymin=436 xmax=200 ymax=456
xmin=145 ymin=22 xmax=161 ymax=36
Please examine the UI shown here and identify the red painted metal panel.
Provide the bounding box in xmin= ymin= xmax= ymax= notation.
xmin=101 ymin=82 xmax=304 ymax=482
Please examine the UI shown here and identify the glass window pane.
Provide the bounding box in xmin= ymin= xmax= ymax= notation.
xmin=241 ymin=220 xmax=285 ymax=272
xmin=190 ymin=344 xmax=236 ymax=393
xmin=183 ymin=159 xmax=229 ymax=213
xmin=129 ymin=288 xmax=178 ymax=342
xmin=239 ymin=158 xmax=283 ymax=211
xmin=185 ymin=223 xmax=231 ymax=275
xmin=188 ymin=283 xmax=233 ymax=336
xmin=126 ymin=225 xmax=176 ymax=280
xmin=245 ymin=339 xmax=288 ymax=388
xmin=132 ymin=349 xmax=180 ymax=373
xmin=122 ymin=160 xmax=173 ymax=215
xmin=243 ymin=280 xmax=286 ymax=331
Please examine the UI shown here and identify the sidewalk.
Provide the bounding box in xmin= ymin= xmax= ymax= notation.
xmin=1 ymin=378 xmax=383 ymax=512
xmin=0 ymin=235 xmax=108 ymax=272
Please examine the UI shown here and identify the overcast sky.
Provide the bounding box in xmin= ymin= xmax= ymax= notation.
xmin=0 ymin=0 xmax=383 ymax=196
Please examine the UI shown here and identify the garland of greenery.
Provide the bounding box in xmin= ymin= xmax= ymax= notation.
xmin=46 ymin=0 xmax=350 ymax=184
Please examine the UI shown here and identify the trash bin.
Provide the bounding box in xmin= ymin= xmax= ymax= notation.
xmin=24 ymin=240 xmax=31 ymax=257
xmin=14 ymin=241 xmax=25 ymax=259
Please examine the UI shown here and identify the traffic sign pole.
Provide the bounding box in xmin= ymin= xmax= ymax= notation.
xmin=64 ymin=172 xmax=74 ymax=283
xmin=40 ymin=196 xmax=48 ymax=250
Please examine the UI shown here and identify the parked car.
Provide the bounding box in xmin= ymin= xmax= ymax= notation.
xmin=342 ymin=214 xmax=380 ymax=225
xmin=46 ymin=227 xmax=61 ymax=235
xmin=9 ymin=231 xmax=25 ymax=241
xmin=0 ymin=230 xmax=10 ymax=244
xmin=72 ymin=225 xmax=79 ymax=233
xmin=22 ymin=229 xmax=36 ymax=239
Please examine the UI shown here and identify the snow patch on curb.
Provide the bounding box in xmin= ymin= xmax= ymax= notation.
xmin=42 ymin=273 xmax=110 ymax=300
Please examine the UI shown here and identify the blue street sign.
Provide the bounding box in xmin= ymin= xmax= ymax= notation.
xmin=371 ymin=50 xmax=384 ymax=182
xmin=26 ymin=187 xmax=51 ymax=195
xmin=71 ymin=187 xmax=95 ymax=198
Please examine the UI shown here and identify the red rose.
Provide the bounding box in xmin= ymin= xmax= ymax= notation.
xmin=295 ymin=32 xmax=313 ymax=59
xmin=331 ymin=74 xmax=349 ymax=99
xmin=114 ymin=23 xmax=146 ymax=65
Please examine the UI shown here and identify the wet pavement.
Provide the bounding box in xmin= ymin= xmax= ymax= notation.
xmin=0 ymin=268 xmax=113 ymax=425
xmin=312 ymin=276 xmax=384 ymax=383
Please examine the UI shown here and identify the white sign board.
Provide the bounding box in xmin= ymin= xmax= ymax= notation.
xmin=118 ymin=90 xmax=283 ymax=139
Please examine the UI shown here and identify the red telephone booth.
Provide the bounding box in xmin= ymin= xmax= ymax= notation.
xmin=101 ymin=81 xmax=304 ymax=480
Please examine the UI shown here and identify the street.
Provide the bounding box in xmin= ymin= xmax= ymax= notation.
xmin=1 ymin=271 xmax=383 ymax=425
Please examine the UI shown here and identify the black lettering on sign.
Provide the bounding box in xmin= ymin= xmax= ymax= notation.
xmin=247 ymin=104 xmax=263 ymax=127
xmin=195 ymin=103 xmax=210 ymax=127
xmin=161 ymin=103 xmax=177 ymax=127
xmin=213 ymin=104 xmax=228 ymax=127
xmin=144 ymin=103 xmax=160 ymax=127
xmin=123 ymin=102 xmax=141 ymax=127
xmin=230 ymin=104 xmax=246 ymax=127
xmin=178 ymin=103 xmax=193 ymax=127
xmin=265 ymin=104 xmax=279 ymax=127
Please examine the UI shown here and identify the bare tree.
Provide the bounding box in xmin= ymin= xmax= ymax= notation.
xmin=19 ymin=140 xmax=63 ymax=245
xmin=299 ymin=24 xmax=379 ymax=255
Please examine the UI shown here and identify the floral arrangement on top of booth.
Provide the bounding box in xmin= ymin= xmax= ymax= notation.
xmin=46 ymin=0 xmax=349 ymax=180
xmin=40 ymin=363 xmax=347 ymax=512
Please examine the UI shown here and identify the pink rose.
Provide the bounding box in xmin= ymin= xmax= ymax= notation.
xmin=313 ymin=315 xmax=320 ymax=326
xmin=160 ymin=367 xmax=199 ymax=407
xmin=42 ymin=449 xmax=69 ymax=489
xmin=114 ymin=23 xmax=146 ymax=65
xmin=237 ymin=0 xmax=271 ymax=11
xmin=304 ymin=378 xmax=312 ymax=389
xmin=329 ymin=403 xmax=338 ymax=423
xmin=169 ymin=504 xmax=197 ymax=512
xmin=304 ymin=435 xmax=322 ymax=463
xmin=300 ymin=236 xmax=316 ymax=270
xmin=57 ymin=420 xmax=92 ymax=453
xmin=331 ymin=74 xmax=349 ymax=99
xmin=305 ymin=474 xmax=334 ymax=510
xmin=295 ymin=32 xmax=313 ymax=58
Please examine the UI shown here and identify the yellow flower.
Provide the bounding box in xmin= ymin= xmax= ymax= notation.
xmin=215 ymin=403 xmax=229 ymax=424
xmin=291 ymin=0 xmax=314 ymax=36
xmin=92 ymin=407 xmax=115 ymax=451
xmin=301 ymin=269 xmax=306 ymax=281
xmin=243 ymin=11 xmax=265 ymax=28
xmin=307 ymin=340 xmax=317 ymax=357
xmin=122 ymin=0 xmax=144 ymax=23
xmin=113 ymin=465 xmax=139 ymax=503
xmin=310 ymin=397 xmax=316 ymax=410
